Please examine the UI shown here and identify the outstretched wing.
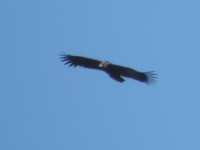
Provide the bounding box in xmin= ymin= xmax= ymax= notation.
xmin=109 ymin=64 xmax=157 ymax=84
xmin=60 ymin=54 xmax=102 ymax=70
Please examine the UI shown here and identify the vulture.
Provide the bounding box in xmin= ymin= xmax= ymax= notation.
xmin=60 ymin=54 xmax=156 ymax=84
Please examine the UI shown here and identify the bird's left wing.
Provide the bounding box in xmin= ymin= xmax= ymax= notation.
xmin=60 ymin=54 xmax=102 ymax=70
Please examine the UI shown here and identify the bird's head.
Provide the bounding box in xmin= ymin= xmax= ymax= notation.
xmin=98 ymin=61 xmax=110 ymax=68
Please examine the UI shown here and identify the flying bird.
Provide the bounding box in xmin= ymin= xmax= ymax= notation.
xmin=60 ymin=54 xmax=156 ymax=84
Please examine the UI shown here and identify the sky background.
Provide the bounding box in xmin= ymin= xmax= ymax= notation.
xmin=1 ymin=0 xmax=200 ymax=150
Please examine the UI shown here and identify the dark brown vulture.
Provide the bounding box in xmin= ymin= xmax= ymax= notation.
xmin=60 ymin=54 xmax=156 ymax=84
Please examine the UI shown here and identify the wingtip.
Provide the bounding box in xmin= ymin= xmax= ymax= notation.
xmin=60 ymin=54 xmax=70 ymax=60
xmin=60 ymin=54 xmax=78 ymax=68
xmin=145 ymin=71 xmax=157 ymax=85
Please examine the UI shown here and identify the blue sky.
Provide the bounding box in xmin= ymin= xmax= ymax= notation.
xmin=1 ymin=0 xmax=200 ymax=149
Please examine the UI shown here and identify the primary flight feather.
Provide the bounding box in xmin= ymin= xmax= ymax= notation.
xmin=60 ymin=54 xmax=156 ymax=84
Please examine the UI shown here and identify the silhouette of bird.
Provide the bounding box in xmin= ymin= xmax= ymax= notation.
xmin=60 ymin=54 xmax=156 ymax=84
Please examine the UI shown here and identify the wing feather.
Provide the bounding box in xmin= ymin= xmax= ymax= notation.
xmin=60 ymin=54 xmax=102 ymax=70
xmin=109 ymin=64 xmax=157 ymax=84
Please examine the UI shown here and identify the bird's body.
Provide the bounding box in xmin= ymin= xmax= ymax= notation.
xmin=60 ymin=54 xmax=156 ymax=84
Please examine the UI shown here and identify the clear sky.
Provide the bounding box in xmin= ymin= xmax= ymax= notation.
xmin=1 ymin=0 xmax=200 ymax=150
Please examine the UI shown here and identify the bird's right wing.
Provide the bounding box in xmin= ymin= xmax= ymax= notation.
xmin=109 ymin=64 xmax=157 ymax=84
xmin=60 ymin=54 xmax=102 ymax=70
